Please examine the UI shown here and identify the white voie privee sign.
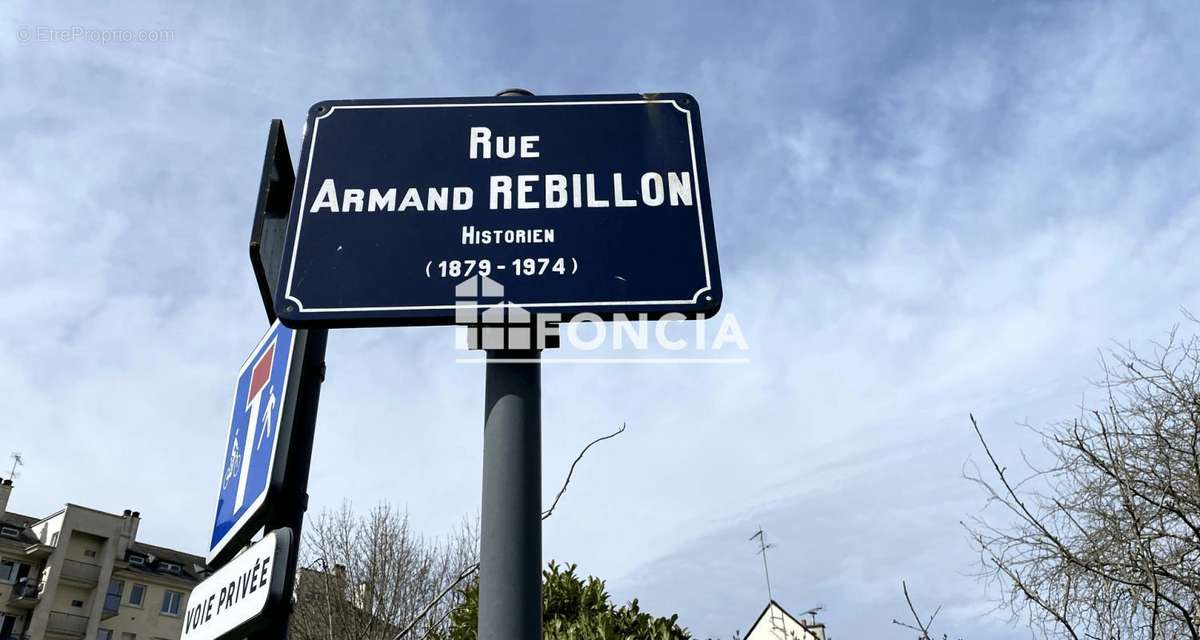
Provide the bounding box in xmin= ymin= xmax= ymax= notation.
xmin=183 ymin=529 xmax=292 ymax=640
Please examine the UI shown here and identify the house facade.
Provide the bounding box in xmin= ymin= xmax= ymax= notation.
xmin=745 ymin=600 xmax=827 ymax=640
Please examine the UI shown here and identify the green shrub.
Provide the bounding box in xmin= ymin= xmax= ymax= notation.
xmin=440 ymin=561 xmax=692 ymax=640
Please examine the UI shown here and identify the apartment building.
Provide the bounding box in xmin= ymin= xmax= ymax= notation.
xmin=0 ymin=479 xmax=209 ymax=640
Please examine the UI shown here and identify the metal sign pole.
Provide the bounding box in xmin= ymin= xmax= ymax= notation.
xmin=477 ymin=87 xmax=543 ymax=640
xmin=479 ymin=348 xmax=542 ymax=640
xmin=258 ymin=326 xmax=327 ymax=639
xmin=248 ymin=121 xmax=328 ymax=639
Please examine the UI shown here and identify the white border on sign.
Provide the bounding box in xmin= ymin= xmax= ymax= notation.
xmin=185 ymin=530 xmax=282 ymax=640
xmin=282 ymin=98 xmax=714 ymax=314
xmin=206 ymin=320 xmax=297 ymax=565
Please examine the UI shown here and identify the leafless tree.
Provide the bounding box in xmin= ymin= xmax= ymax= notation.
xmin=892 ymin=580 xmax=958 ymax=640
xmin=290 ymin=503 xmax=479 ymax=640
xmin=965 ymin=323 xmax=1200 ymax=639
xmin=292 ymin=422 xmax=627 ymax=640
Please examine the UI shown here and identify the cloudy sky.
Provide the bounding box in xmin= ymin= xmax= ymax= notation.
xmin=4 ymin=1 xmax=1200 ymax=637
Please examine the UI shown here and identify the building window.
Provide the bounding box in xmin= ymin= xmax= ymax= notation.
xmin=49 ymin=531 xmax=59 ymax=546
xmin=2 ymin=614 xmax=23 ymax=639
xmin=0 ymin=559 xmax=30 ymax=585
xmin=0 ymin=526 xmax=19 ymax=538
xmin=161 ymin=590 xmax=183 ymax=616
xmin=129 ymin=583 xmax=146 ymax=606
xmin=128 ymin=554 xmax=146 ymax=567
xmin=1 ymin=560 xmax=18 ymax=583
xmin=98 ymin=630 xmax=114 ymax=640
xmin=160 ymin=562 xmax=181 ymax=575
xmin=84 ymin=549 xmax=98 ymax=558
xmin=71 ymin=599 xmax=84 ymax=607
xmin=107 ymin=578 xmax=125 ymax=612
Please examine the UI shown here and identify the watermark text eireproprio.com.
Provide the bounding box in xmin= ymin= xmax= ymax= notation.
xmin=16 ymin=25 xmax=174 ymax=44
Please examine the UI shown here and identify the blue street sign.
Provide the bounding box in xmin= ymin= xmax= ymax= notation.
xmin=275 ymin=93 xmax=722 ymax=328
xmin=208 ymin=320 xmax=297 ymax=564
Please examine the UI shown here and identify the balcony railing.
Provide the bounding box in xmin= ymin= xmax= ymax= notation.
xmin=45 ymin=611 xmax=89 ymax=638
xmin=7 ymin=579 xmax=41 ymax=608
xmin=58 ymin=559 xmax=101 ymax=586
xmin=102 ymin=591 xmax=121 ymax=619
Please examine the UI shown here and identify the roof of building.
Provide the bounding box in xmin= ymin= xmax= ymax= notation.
xmin=0 ymin=511 xmax=43 ymax=545
xmin=1 ymin=511 xmax=37 ymax=526
xmin=130 ymin=541 xmax=206 ymax=566
xmin=124 ymin=541 xmax=208 ymax=583
xmin=746 ymin=600 xmax=826 ymax=640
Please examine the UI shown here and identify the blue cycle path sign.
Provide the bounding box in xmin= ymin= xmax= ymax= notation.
xmin=208 ymin=320 xmax=297 ymax=565
xmin=275 ymin=92 xmax=722 ymax=328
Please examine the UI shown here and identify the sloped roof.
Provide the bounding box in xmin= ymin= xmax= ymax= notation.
xmin=123 ymin=541 xmax=209 ymax=583
xmin=130 ymin=541 xmax=205 ymax=566
xmin=746 ymin=600 xmax=825 ymax=640
xmin=0 ymin=511 xmax=44 ymax=546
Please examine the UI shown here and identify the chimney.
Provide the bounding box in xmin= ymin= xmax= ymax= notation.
xmin=117 ymin=509 xmax=142 ymax=557
xmin=0 ymin=479 xmax=11 ymax=516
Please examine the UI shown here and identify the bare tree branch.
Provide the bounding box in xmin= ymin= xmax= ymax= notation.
xmin=391 ymin=561 xmax=480 ymax=640
xmin=965 ymin=323 xmax=1200 ymax=639
xmin=892 ymin=580 xmax=952 ymax=639
xmin=291 ymin=505 xmax=479 ymax=640
xmin=390 ymin=422 xmax=628 ymax=639
xmin=542 ymin=422 xmax=627 ymax=520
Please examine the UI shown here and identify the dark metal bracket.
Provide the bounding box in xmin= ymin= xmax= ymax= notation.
xmin=249 ymin=119 xmax=295 ymax=323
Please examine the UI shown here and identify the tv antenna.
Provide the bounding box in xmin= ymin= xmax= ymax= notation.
xmin=750 ymin=527 xmax=775 ymax=602
xmin=7 ymin=453 xmax=22 ymax=481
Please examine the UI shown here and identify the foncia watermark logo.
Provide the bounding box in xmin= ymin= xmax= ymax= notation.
xmin=454 ymin=275 xmax=749 ymax=364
